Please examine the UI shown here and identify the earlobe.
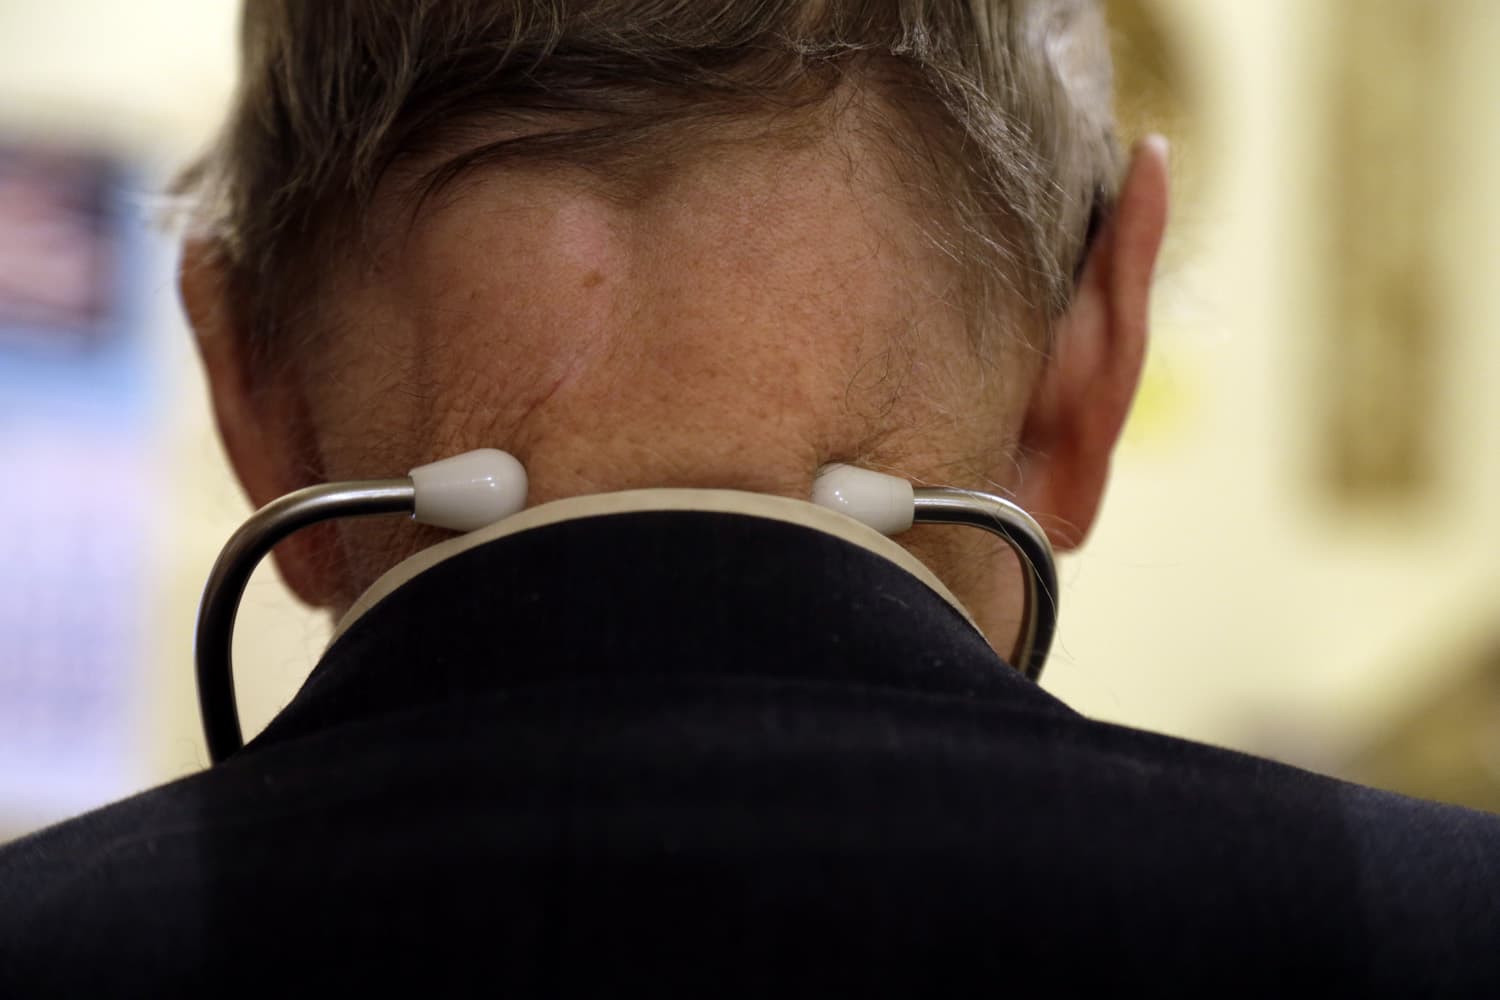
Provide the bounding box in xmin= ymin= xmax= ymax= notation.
xmin=1015 ymin=135 xmax=1170 ymax=551
xmin=179 ymin=240 xmax=343 ymax=608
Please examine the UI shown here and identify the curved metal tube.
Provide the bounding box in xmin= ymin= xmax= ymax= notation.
xmin=912 ymin=488 xmax=1058 ymax=682
xmin=197 ymin=480 xmax=1057 ymax=764
xmin=195 ymin=479 xmax=414 ymax=764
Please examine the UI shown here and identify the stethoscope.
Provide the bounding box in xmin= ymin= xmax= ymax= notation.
xmin=196 ymin=450 xmax=1058 ymax=764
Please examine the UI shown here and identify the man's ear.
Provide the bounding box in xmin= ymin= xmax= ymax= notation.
xmin=179 ymin=239 xmax=342 ymax=607
xmin=1014 ymin=136 xmax=1170 ymax=551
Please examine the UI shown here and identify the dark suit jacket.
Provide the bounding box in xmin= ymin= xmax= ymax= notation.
xmin=2 ymin=506 xmax=1498 ymax=995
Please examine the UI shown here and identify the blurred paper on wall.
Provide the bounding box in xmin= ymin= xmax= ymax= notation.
xmin=0 ymin=140 xmax=156 ymax=835
xmin=1320 ymin=0 xmax=1442 ymax=504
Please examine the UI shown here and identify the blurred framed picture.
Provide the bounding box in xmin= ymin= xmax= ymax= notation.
xmin=0 ymin=144 xmax=119 ymax=351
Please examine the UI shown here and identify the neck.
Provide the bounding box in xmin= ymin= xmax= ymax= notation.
xmin=299 ymin=133 xmax=1032 ymax=662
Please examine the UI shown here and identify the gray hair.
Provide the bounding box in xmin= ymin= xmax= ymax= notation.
xmin=180 ymin=0 xmax=1119 ymax=352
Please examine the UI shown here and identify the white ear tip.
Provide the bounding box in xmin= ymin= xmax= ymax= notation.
xmin=409 ymin=449 xmax=528 ymax=532
xmin=811 ymin=463 xmax=915 ymax=536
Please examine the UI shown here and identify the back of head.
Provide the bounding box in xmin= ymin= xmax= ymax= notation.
xmin=184 ymin=0 xmax=1118 ymax=351
xmin=177 ymin=0 xmax=1150 ymax=646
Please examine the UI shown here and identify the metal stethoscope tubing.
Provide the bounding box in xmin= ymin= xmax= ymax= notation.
xmin=909 ymin=487 xmax=1058 ymax=683
xmin=193 ymin=479 xmax=415 ymax=764
xmin=195 ymin=455 xmax=1057 ymax=765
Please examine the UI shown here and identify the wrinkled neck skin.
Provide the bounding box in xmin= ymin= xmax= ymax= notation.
xmin=297 ymin=126 xmax=1039 ymax=660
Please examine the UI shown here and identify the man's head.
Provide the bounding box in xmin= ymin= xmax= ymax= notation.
xmin=179 ymin=0 xmax=1168 ymax=654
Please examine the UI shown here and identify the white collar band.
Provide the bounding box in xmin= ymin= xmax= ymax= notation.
xmin=332 ymin=488 xmax=978 ymax=647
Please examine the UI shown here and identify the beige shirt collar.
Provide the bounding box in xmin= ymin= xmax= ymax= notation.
xmin=333 ymin=489 xmax=977 ymax=645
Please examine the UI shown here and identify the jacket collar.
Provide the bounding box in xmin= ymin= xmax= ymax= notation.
xmin=332 ymin=489 xmax=977 ymax=641
xmin=251 ymin=492 xmax=1069 ymax=754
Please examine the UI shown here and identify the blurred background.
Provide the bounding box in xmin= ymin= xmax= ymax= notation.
xmin=1 ymin=0 xmax=1498 ymax=841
